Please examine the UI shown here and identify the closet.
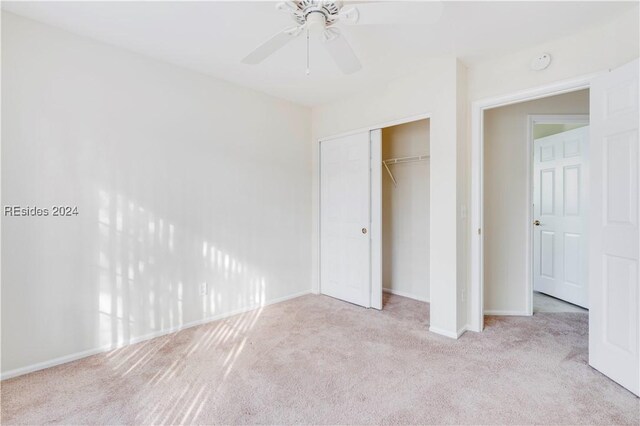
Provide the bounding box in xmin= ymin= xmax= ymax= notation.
xmin=381 ymin=119 xmax=430 ymax=302
xmin=319 ymin=118 xmax=430 ymax=310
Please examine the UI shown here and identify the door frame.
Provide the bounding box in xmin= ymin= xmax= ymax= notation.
xmin=469 ymin=73 xmax=599 ymax=332
xmin=527 ymin=114 xmax=590 ymax=315
xmin=317 ymin=112 xmax=432 ymax=309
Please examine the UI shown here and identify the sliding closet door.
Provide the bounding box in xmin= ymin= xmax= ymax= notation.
xmin=320 ymin=132 xmax=371 ymax=307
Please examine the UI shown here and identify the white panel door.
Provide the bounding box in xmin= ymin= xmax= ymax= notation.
xmin=589 ymin=59 xmax=639 ymax=396
xmin=320 ymin=132 xmax=371 ymax=307
xmin=533 ymin=126 xmax=589 ymax=308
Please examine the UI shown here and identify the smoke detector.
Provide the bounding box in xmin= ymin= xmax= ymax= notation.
xmin=531 ymin=53 xmax=552 ymax=71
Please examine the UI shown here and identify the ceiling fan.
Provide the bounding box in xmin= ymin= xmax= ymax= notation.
xmin=241 ymin=1 xmax=443 ymax=75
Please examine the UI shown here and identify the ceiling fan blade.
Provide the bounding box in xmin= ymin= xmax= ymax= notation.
xmin=242 ymin=26 xmax=303 ymax=64
xmin=340 ymin=1 xmax=444 ymax=26
xmin=323 ymin=28 xmax=362 ymax=75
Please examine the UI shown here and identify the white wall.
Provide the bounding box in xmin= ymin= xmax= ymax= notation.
xmin=533 ymin=123 xmax=588 ymax=139
xmin=483 ymin=90 xmax=589 ymax=314
xmin=382 ymin=120 xmax=429 ymax=302
xmin=1 ymin=13 xmax=311 ymax=375
xmin=469 ymin=7 xmax=637 ymax=320
xmin=468 ymin=7 xmax=639 ymax=101
xmin=312 ymin=56 xmax=468 ymax=336
xmin=456 ymin=61 xmax=469 ymax=330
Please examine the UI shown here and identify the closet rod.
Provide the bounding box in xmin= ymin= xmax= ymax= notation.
xmin=383 ymin=154 xmax=430 ymax=165
xmin=382 ymin=154 xmax=429 ymax=187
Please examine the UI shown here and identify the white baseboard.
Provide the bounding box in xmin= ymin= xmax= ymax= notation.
xmin=382 ymin=287 xmax=429 ymax=302
xmin=1 ymin=290 xmax=311 ymax=381
xmin=429 ymin=325 xmax=466 ymax=339
xmin=466 ymin=323 xmax=483 ymax=333
xmin=484 ymin=309 xmax=530 ymax=316
xmin=457 ymin=325 xmax=467 ymax=338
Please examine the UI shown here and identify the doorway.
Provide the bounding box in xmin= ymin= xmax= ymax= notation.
xmin=381 ymin=119 xmax=430 ymax=305
xmin=482 ymin=90 xmax=590 ymax=317
xmin=471 ymin=59 xmax=639 ymax=396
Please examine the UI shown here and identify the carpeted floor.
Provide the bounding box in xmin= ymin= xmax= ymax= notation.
xmin=1 ymin=293 xmax=638 ymax=425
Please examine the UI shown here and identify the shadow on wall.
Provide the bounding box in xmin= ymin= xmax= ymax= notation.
xmin=93 ymin=189 xmax=269 ymax=423
xmin=95 ymin=188 xmax=267 ymax=349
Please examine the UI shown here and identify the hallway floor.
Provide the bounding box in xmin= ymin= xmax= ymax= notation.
xmin=533 ymin=291 xmax=588 ymax=313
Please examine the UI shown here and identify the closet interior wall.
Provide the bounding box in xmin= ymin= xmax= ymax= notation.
xmin=382 ymin=119 xmax=430 ymax=302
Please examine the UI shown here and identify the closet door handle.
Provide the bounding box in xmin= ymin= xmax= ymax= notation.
xmin=361 ymin=228 xmax=368 ymax=234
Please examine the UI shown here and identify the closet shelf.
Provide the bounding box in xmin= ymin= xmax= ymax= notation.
xmin=382 ymin=154 xmax=429 ymax=187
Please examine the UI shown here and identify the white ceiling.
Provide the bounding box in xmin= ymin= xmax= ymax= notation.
xmin=2 ymin=1 xmax=635 ymax=106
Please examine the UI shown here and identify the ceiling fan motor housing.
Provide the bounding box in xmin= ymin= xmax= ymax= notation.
xmin=289 ymin=0 xmax=341 ymax=26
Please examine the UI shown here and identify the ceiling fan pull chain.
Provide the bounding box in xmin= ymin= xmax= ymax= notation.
xmin=306 ymin=27 xmax=310 ymax=75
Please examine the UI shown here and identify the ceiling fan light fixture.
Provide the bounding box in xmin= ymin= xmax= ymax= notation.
xmin=305 ymin=11 xmax=326 ymax=33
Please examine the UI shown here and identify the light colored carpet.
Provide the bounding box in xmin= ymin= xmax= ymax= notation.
xmin=1 ymin=293 xmax=638 ymax=425
xmin=533 ymin=291 xmax=588 ymax=313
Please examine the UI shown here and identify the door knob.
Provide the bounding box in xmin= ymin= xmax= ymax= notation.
xmin=534 ymin=220 xmax=541 ymax=226
xmin=361 ymin=228 xmax=368 ymax=234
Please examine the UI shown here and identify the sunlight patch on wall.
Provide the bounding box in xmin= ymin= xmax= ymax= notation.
xmin=96 ymin=188 xmax=271 ymax=385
